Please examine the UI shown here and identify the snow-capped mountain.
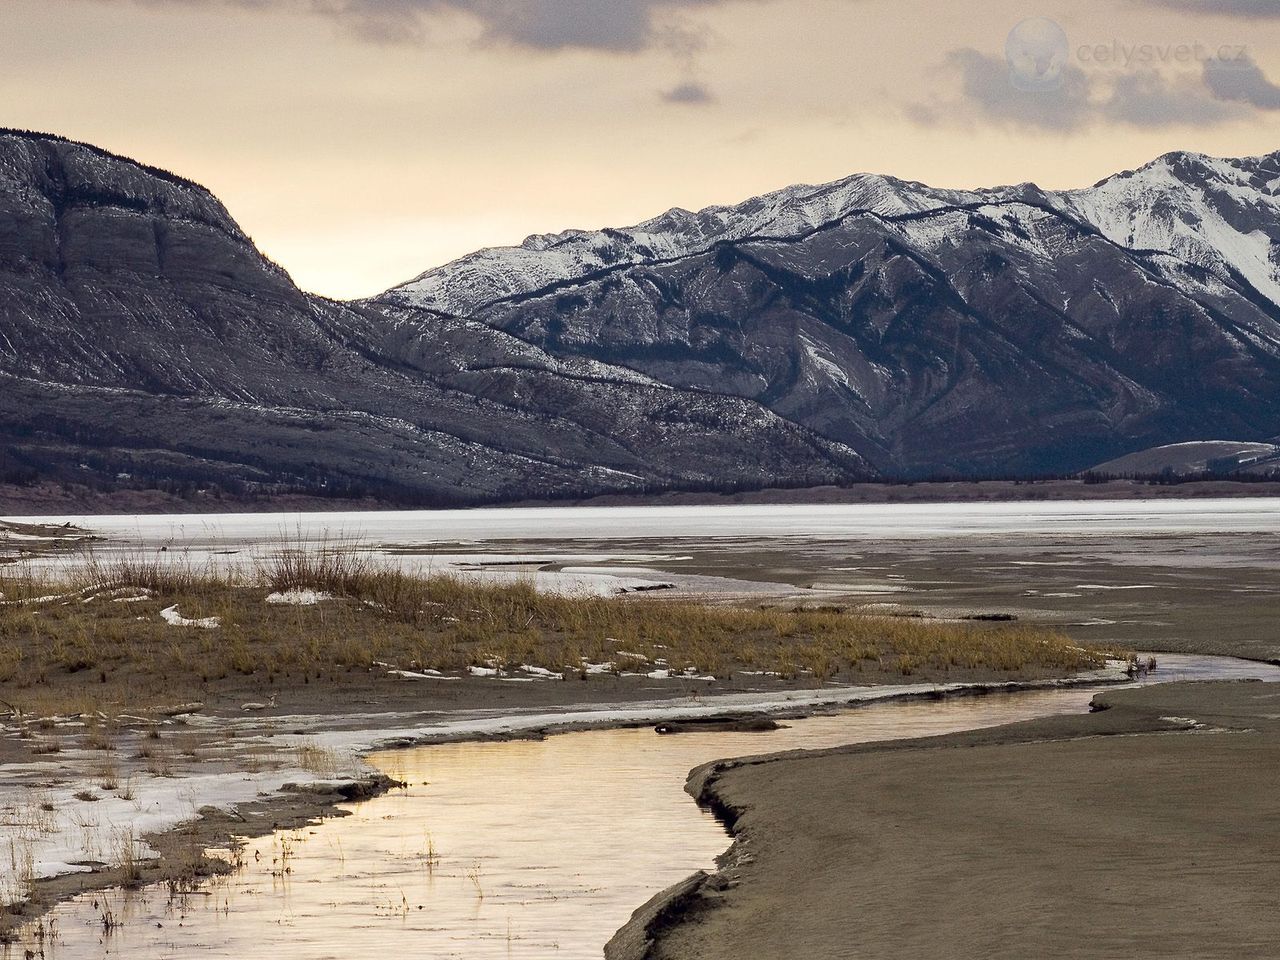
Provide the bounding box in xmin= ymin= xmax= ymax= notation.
xmin=2 ymin=129 xmax=1279 ymax=504
xmin=1056 ymin=150 xmax=1280 ymax=309
xmin=386 ymin=150 xmax=1280 ymax=319
xmin=383 ymin=173 xmax=988 ymax=317
xmin=374 ymin=148 xmax=1280 ymax=477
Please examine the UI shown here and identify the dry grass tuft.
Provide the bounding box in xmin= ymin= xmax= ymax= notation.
xmin=259 ymin=537 xmax=375 ymax=597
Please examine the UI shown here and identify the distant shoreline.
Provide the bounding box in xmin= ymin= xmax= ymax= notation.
xmin=4 ymin=477 xmax=1280 ymax=517
xmin=535 ymin=477 xmax=1280 ymax=509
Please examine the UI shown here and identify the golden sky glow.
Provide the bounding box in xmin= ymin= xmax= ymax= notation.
xmin=8 ymin=0 xmax=1280 ymax=299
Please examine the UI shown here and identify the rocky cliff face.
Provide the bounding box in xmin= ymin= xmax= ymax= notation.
xmin=0 ymin=130 xmax=862 ymax=504
xmin=0 ymin=131 xmax=316 ymax=395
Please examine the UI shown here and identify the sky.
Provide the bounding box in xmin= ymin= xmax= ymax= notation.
xmin=7 ymin=0 xmax=1280 ymax=299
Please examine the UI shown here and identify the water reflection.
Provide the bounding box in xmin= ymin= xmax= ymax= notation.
xmin=12 ymin=657 xmax=1279 ymax=959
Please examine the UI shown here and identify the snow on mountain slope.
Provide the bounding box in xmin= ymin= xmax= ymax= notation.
xmin=383 ymin=149 xmax=1280 ymax=323
xmin=380 ymin=145 xmax=1280 ymax=477
xmin=0 ymin=129 xmax=868 ymax=503
xmin=382 ymin=174 xmax=988 ymax=316
xmin=1052 ymin=150 xmax=1280 ymax=309
xmin=1092 ymin=440 xmax=1280 ymax=475
xmin=9 ymin=128 xmax=1280 ymax=498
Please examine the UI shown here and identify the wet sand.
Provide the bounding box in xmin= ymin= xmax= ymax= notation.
xmin=614 ymin=680 xmax=1280 ymax=960
xmin=624 ymin=531 xmax=1280 ymax=664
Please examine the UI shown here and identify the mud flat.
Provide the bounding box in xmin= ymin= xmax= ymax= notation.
xmin=612 ymin=679 xmax=1280 ymax=960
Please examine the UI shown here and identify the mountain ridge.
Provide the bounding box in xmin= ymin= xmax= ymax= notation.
xmin=374 ymin=143 xmax=1280 ymax=477
xmin=381 ymin=147 xmax=1280 ymax=319
xmin=0 ymin=128 xmax=864 ymax=505
xmin=3 ymin=128 xmax=1280 ymax=505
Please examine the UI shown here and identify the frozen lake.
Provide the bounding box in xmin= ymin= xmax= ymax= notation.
xmin=13 ymin=497 xmax=1280 ymax=545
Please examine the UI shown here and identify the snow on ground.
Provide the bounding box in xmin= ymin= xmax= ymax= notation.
xmin=0 ymin=593 xmax=68 ymax=607
xmin=10 ymin=502 xmax=1280 ymax=612
xmin=449 ymin=567 xmax=677 ymax=596
xmin=519 ymin=665 xmax=562 ymax=679
xmin=159 ymin=605 xmax=221 ymax=629
xmin=86 ymin=587 xmax=154 ymax=604
xmin=2 ymin=587 xmax=154 ymax=607
xmin=248 ymin=660 xmax=1146 ymax=757
xmin=384 ymin=657 xmax=714 ymax=683
xmin=1073 ymin=584 xmax=1158 ymax=591
xmin=388 ymin=669 xmax=459 ymax=681
xmin=264 ymin=589 xmax=334 ymax=606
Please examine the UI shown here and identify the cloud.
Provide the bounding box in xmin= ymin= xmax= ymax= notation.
xmin=309 ymin=1 xmax=427 ymax=44
xmin=937 ymin=48 xmax=1095 ymax=130
xmin=662 ymin=80 xmax=714 ymax=104
xmin=1103 ymin=69 xmax=1242 ymax=124
xmin=916 ymin=48 xmax=1252 ymax=131
xmin=1204 ymin=52 xmax=1280 ymax=107
xmin=429 ymin=0 xmax=665 ymax=51
xmin=1140 ymin=0 xmax=1280 ymax=17
xmin=93 ymin=0 xmax=734 ymax=50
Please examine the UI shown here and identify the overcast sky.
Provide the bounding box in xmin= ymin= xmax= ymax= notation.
xmin=8 ymin=0 xmax=1280 ymax=298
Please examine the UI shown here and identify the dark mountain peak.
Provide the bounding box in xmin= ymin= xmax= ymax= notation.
xmin=0 ymin=128 xmax=249 ymax=245
xmin=0 ymin=128 xmax=210 ymax=193
xmin=0 ymin=131 xmax=862 ymax=506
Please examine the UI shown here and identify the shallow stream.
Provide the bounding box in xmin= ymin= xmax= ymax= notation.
xmin=11 ymin=654 xmax=1278 ymax=960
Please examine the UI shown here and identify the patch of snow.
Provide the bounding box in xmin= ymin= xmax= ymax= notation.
xmin=642 ymin=668 xmax=716 ymax=681
xmin=159 ymin=606 xmax=221 ymax=629
xmin=1072 ymin=584 xmax=1158 ymax=591
xmin=519 ymin=665 xmax=563 ymax=679
xmin=798 ymin=333 xmax=855 ymax=392
xmin=1159 ymin=715 xmax=1207 ymax=729
xmin=389 ymin=670 xmax=460 ymax=682
xmin=264 ymin=589 xmax=335 ymax=606
xmin=0 ymin=591 xmax=75 ymax=606
xmin=1055 ymin=152 xmax=1280 ymax=308
xmin=82 ymin=587 xmax=154 ymax=604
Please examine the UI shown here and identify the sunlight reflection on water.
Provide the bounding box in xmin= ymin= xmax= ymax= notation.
xmin=15 ymin=654 xmax=1279 ymax=960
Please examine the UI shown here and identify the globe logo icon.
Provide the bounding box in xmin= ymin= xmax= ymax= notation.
xmin=1005 ymin=18 xmax=1069 ymax=91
